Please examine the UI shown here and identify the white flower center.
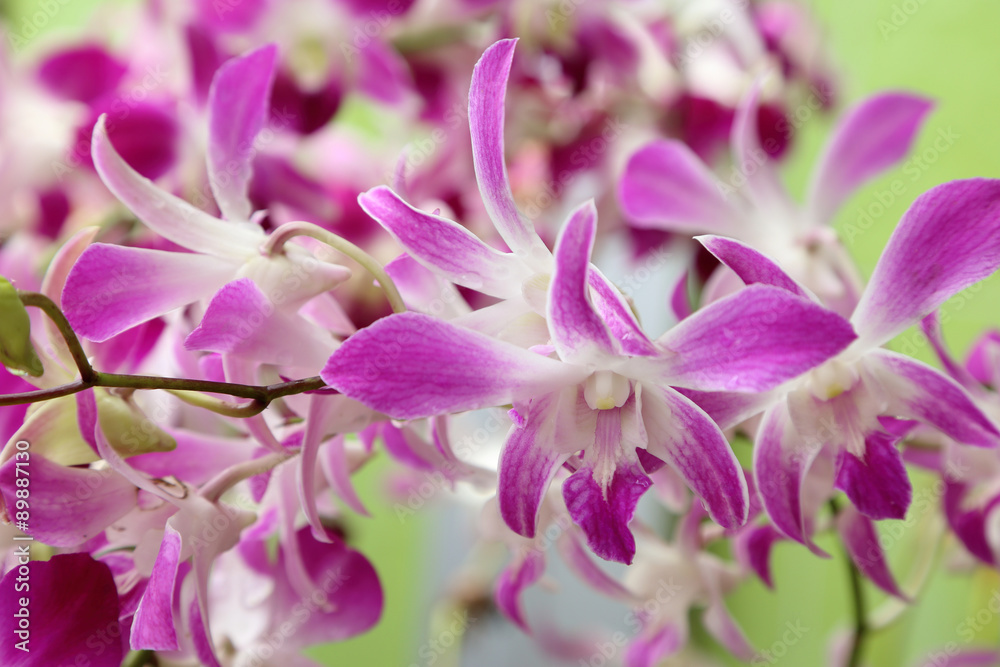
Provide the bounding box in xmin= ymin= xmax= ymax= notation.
xmin=584 ymin=370 xmax=631 ymax=410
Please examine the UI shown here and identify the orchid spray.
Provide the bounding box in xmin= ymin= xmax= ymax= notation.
xmin=1 ymin=2 xmax=999 ymax=667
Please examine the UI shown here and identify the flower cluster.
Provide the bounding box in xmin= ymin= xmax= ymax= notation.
xmin=1 ymin=2 xmax=999 ymax=667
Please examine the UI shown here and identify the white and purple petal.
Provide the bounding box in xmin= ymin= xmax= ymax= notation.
xmin=321 ymin=312 xmax=588 ymax=419
xmin=851 ymin=179 xmax=1000 ymax=349
xmin=359 ymin=186 xmax=531 ymax=298
xmin=619 ymin=140 xmax=742 ymax=234
xmin=642 ymin=385 xmax=748 ymax=529
xmin=469 ymin=39 xmax=551 ymax=267
xmin=207 ymin=44 xmax=278 ymax=222
xmin=92 ymin=116 xmax=264 ymax=258
xmin=548 ymin=201 xmax=618 ymax=364
xmin=63 ymin=243 xmax=238 ymax=342
xmin=648 ymin=284 xmax=856 ymax=392
xmin=807 ymin=93 xmax=933 ymax=225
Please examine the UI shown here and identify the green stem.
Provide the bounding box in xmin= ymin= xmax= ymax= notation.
xmin=122 ymin=649 xmax=157 ymax=667
xmin=18 ymin=292 xmax=96 ymax=382
xmin=0 ymin=373 xmax=325 ymax=414
xmin=264 ymin=221 xmax=407 ymax=314
xmin=831 ymin=499 xmax=867 ymax=667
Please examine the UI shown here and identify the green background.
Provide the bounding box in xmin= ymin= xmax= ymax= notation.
xmin=4 ymin=0 xmax=1000 ymax=664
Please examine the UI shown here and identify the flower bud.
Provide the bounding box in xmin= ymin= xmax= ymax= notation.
xmin=0 ymin=276 xmax=44 ymax=377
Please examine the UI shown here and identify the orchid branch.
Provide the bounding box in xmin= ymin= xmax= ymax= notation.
xmin=0 ymin=292 xmax=327 ymax=414
xmin=831 ymin=499 xmax=868 ymax=667
xmin=264 ymin=220 xmax=407 ymax=314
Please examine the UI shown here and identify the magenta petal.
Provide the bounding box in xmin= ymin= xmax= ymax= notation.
xmin=321 ymin=312 xmax=587 ymax=419
xmin=469 ymin=39 xmax=550 ymax=265
xmin=851 ymin=179 xmax=1000 ymax=348
xmin=0 ymin=554 xmax=122 ymax=667
xmin=63 ymin=244 xmax=237 ymax=342
xmin=651 ymin=284 xmax=856 ymax=391
xmin=588 ymin=268 xmax=659 ymax=356
xmin=619 ymin=140 xmax=741 ymax=234
xmin=548 ymin=201 xmax=617 ymax=363
xmin=131 ymin=526 xmax=182 ymax=650
xmin=189 ymin=597 xmax=222 ymax=667
xmin=91 ymin=115 xmax=264 ymax=257
xmin=837 ymin=504 xmax=907 ymax=598
xmin=943 ymin=482 xmax=995 ymax=565
xmin=38 ymin=44 xmax=127 ymax=104
xmin=498 ymin=393 xmax=573 ymax=538
xmin=754 ymin=403 xmax=819 ymax=545
xmin=808 ymin=93 xmax=933 ymax=225
xmin=731 ymin=80 xmax=787 ymax=209
xmin=836 ymin=430 xmax=912 ymax=520
xmin=642 ymin=386 xmax=748 ymax=529
xmin=358 ymin=186 xmax=530 ymax=298
xmin=207 ymin=44 xmax=278 ymax=222
xmin=0 ymin=453 xmax=136 ymax=547
xmin=495 ymin=549 xmax=546 ymax=632
xmin=966 ymin=330 xmax=1000 ymax=388
xmin=697 ymin=235 xmax=809 ymax=298
xmin=563 ymin=461 xmax=651 ymax=564
xmin=675 ymin=387 xmax=776 ymax=431
xmin=273 ymin=526 xmax=384 ymax=644
xmin=733 ymin=523 xmax=784 ymax=588
xmin=624 ymin=624 xmax=683 ymax=667
xmin=870 ymin=350 xmax=1000 ymax=449
xmin=184 ymin=278 xmax=333 ymax=368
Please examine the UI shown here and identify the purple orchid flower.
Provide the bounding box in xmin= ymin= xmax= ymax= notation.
xmin=323 ymin=192 xmax=857 ymax=564
xmin=692 ymin=178 xmax=1000 ymax=549
xmin=620 ymin=83 xmax=933 ymax=316
xmin=62 ymin=44 xmax=349 ymax=344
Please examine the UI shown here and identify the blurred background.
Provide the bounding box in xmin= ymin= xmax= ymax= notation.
xmin=3 ymin=0 xmax=999 ymax=665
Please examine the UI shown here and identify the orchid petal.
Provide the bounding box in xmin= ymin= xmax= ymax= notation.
xmin=588 ymin=267 xmax=659 ymax=356
xmin=851 ymin=179 xmax=1000 ymax=349
xmin=675 ymin=387 xmax=777 ymax=431
xmin=563 ymin=460 xmax=651 ymax=564
xmin=207 ymin=44 xmax=277 ymax=222
xmin=731 ymin=79 xmax=788 ymax=210
xmin=619 ymin=140 xmax=742 ymax=234
xmin=837 ymin=503 xmax=908 ymax=598
xmin=696 ymin=234 xmax=810 ymax=298
xmin=495 ymin=549 xmax=546 ymax=632
xmin=498 ymin=392 xmax=574 ymax=538
xmin=0 ymin=453 xmax=136 ymax=547
xmin=548 ymin=200 xmax=617 ymax=363
xmin=733 ymin=523 xmax=784 ymax=588
xmin=808 ymin=93 xmax=933 ymax=225
xmin=184 ymin=278 xmax=334 ymax=368
xmin=131 ymin=526 xmax=182 ymax=650
xmin=92 ymin=115 xmax=264 ymax=257
xmin=624 ymin=623 xmax=684 ymax=667
xmin=642 ymin=385 xmax=748 ymax=529
xmin=836 ymin=430 xmax=912 ymax=520
xmin=272 ymin=526 xmax=384 ymax=644
xmin=648 ymin=285 xmax=856 ymax=391
xmin=0 ymin=554 xmax=122 ymax=667
xmin=753 ymin=403 xmax=823 ymax=548
xmin=469 ymin=39 xmax=550 ymax=266
xmin=63 ymin=243 xmax=238 ymax=342
xmin=321 ymin=312 xmax=588 ymax=419
xmin=869 ymin=349 xmax=1000 ymax=448
xmin=943 ymin=482 xmax=995 ymax=565
xmin=358 ymin=186 xmax=531 ymax=298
